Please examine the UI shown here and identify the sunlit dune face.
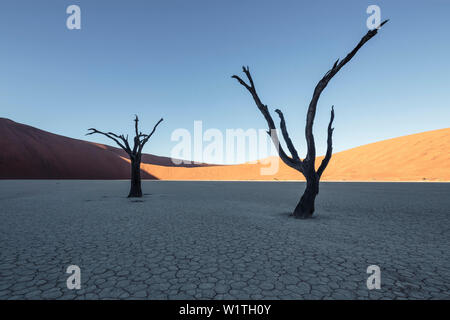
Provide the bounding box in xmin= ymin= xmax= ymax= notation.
xmin=138 ymin=128 xmax=450 ymax=182
xmin=91 ymin=143 xmax=108 ymax=150
xmin=1 ymin=118 xmax=448 ymax=181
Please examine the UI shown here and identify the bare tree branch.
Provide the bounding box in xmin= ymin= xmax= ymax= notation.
xmin=138 ymin=118 xmax=164 ymax=153
xmin=274 ymin=109 xmax=300 ymax=161
xmin=122 ymin=134 xmax=131 ymax=151
xmin=231 ymin=74 xmax=251 ymax=91
xmin=86 ymin=128 xmax=130 ymax=154
xmin=232 ymin=67 xmax=302 ymax=172
xmin=305 ymin=19 xmax=389 ymax=165
xmin=317 ymin=106 xmax=335 ymax=177
xmin=87 ymin=116 xmax=164 ymax=159
xmin=134 ymin=115 xmax=140 ymax=137
xmin=106 ymin=131 xmax=131 ymax=153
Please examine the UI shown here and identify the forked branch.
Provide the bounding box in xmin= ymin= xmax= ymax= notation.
xmin=275 ymin=109 xmax=300 ymax=161
xmin=87 ymin=116 xmax=164 ymax=159
xmin=86 ymin=128 xmax=131 ymax=154
xmin=232 ymin=20 xmax=388 ymax=180
xmin=232 ymin=67 xmax=303 ymax=172
xmin=138 ymin=118 xmax=164 ymax=153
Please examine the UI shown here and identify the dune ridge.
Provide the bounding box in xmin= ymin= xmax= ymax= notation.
xmin=0 ymin=118 xmax=448 ymax=181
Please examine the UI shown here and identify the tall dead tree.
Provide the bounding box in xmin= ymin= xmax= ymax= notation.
xmin=87 ymin=115 xmax=163 ymax=197
xmin=233 ymin=21 xmax=388 ymax=218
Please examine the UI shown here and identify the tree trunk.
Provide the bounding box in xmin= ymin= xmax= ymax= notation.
xmin=128 ymin=159 xmax=142 ymax=198
xmin=293 ymin=174 xmax=319 ymax=219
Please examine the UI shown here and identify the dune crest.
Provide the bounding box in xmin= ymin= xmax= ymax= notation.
xmin=0 ymin=118 xmax=448 ymax=181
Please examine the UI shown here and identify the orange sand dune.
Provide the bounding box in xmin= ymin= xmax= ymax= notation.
xmin=141 ymin=128 xmax=450 ymax=182
xmin=319 ymin=128 xmax=450 ymax=181
xmin=1 ymin=118 xmax=448 ymax=181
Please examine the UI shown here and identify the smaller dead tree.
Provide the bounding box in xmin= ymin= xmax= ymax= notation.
xmin=232 ymin=21 xmax=388 ymax=218
xmin=87 ymin=115 xmax=163 ymax=197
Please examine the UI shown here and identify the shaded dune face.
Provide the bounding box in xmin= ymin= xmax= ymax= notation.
xmin=0 ymin=118 xmax=149 ymax=179
xmin=0 ymin=118 xmax=210 ymax=179
xmin=0 ymin=118 xmax=449 ymax=181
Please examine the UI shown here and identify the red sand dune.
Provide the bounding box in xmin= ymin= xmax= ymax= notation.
xmin=0 ymin=118 xmax=204 ymax=180
xmin=1 ymin=118 xmax=448 ymax=181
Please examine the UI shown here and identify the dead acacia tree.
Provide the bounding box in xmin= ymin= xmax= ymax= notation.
xmin=232 ymin=21 xmax=388 ymax=218
xmin=87 ymin=115 xmax=163 ymax=198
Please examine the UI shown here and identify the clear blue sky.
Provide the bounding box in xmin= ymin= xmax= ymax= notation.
xmin=1 ymin=0 xmax=449 ymax=163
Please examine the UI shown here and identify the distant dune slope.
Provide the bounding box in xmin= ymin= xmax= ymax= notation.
xmin=1 ymin=118 xmax=448 ymax=181
xmin=319 ymin=128 xmax=450 ymax=181
xmin=141 ymin=128 xmax=450 ymax=181
xmin=0 ymin=118 xmax=204 ymax=179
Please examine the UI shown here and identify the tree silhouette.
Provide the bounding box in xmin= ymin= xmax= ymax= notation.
xmin=87 ymin=115 xmax=163 ymax=197
xmin=232 ymin=21 xmax=388 ymax=218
